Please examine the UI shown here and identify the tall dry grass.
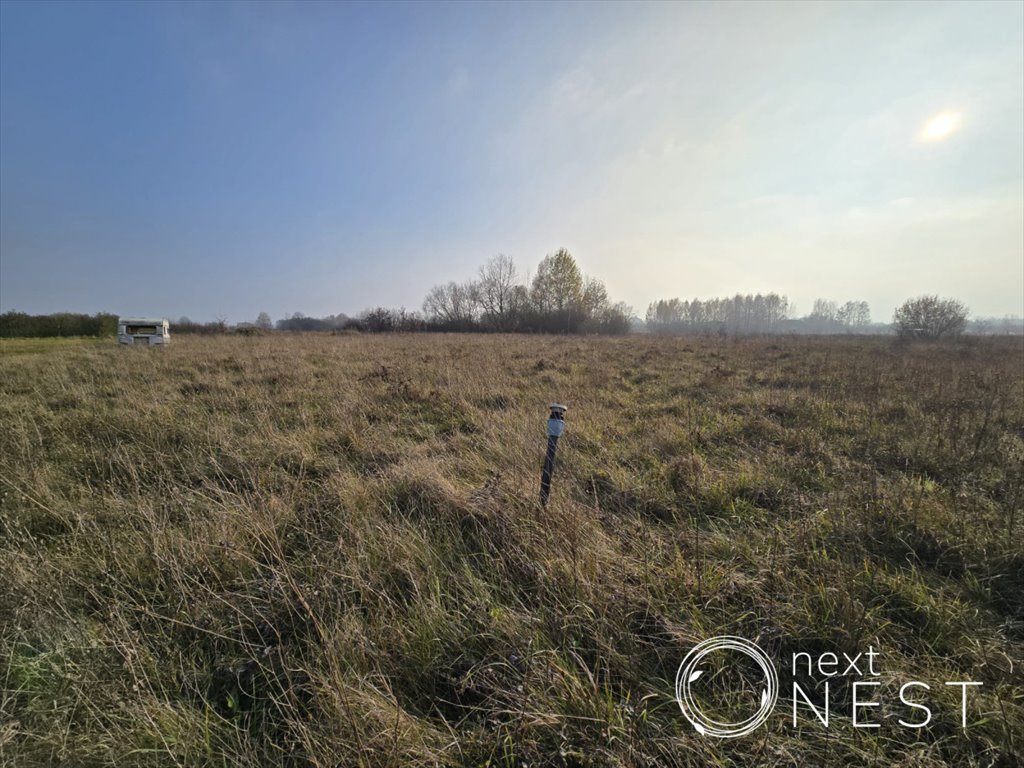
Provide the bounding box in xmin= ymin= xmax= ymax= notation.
xmin=1 ymin=333 xmax=1022 ymax=766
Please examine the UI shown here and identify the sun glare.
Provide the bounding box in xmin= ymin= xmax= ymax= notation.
xmin=919 ymin=111 xmax=961 ymax=142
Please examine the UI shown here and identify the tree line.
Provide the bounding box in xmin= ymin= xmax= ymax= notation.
xmin=0 ymin=311 xmax=117 ymax=338
xmin=420 ymin=250 xmax=631 ymax=334
xmin=3 ymin=248 xmax=1018 ymax=341
xmin=244 ymin=250 xmax=631 ymax=334
xmin=646 ymin=294 xmax=790 ymax=335
xmin=643 ymin=294 xmax=988 ymax=339
xmin=645 ymin=295 xmax=876 ymax=335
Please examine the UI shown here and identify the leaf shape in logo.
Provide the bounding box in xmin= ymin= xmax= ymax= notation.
xmin=761 ymin=689 xmax=768 ymax=706
xmin=688 ymin=669 xmax=703 ymax=683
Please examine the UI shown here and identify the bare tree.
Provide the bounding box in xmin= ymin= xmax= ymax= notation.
xmin=807 ymin=299 xmax=838 ymax=332
xmin=581 ymin=277 xmax=610 ymax=318
xmin=422 ymin=280 xmax=480 ymax=329
xmin=477 ymin=254 xmax=519 ymax=330
xmin=255 ymin=312 xmax=273 ymax=330
xmin=764 ymin=293 xmax=789 ymax=331
xmin=893 ymin=295 xmax=968 ymax=339
xmin=836 ymin=300 xmax=870 ymax=331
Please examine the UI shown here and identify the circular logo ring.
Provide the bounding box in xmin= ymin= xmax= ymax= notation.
xmin=675 ymin=635 xmax=778 ymax=738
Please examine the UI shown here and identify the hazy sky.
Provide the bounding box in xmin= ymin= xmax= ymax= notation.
xmin=1 ymin=1 xmax=1022 ymax=322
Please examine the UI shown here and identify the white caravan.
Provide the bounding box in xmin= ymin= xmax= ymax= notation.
xmin=118 ymin=317 xmax=170 ymax=346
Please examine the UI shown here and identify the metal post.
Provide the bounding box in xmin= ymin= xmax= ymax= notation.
xmin=540 ymin=404 xmax=567 ymax=506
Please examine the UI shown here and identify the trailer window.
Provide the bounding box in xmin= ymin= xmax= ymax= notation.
xmin=127 ymin=325 xmax=158 ymax=335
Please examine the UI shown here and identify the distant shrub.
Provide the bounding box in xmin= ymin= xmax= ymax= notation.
xmin=893 ymin=295 xmax=968 ymax=340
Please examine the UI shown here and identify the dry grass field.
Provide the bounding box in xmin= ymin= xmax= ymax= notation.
xmin=1 ymin=333 xmax=1022 ymax=767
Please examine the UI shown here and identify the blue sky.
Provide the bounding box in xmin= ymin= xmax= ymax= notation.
xmin=1 ymin=1 xmax=1021 ymax=322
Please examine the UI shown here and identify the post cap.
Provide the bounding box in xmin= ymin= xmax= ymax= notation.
xmin=547 ymin=404 xmax=567 ymax=436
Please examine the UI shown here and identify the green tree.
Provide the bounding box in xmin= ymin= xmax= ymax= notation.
xmin=530 ymin=249 xmax=584 ymax=331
